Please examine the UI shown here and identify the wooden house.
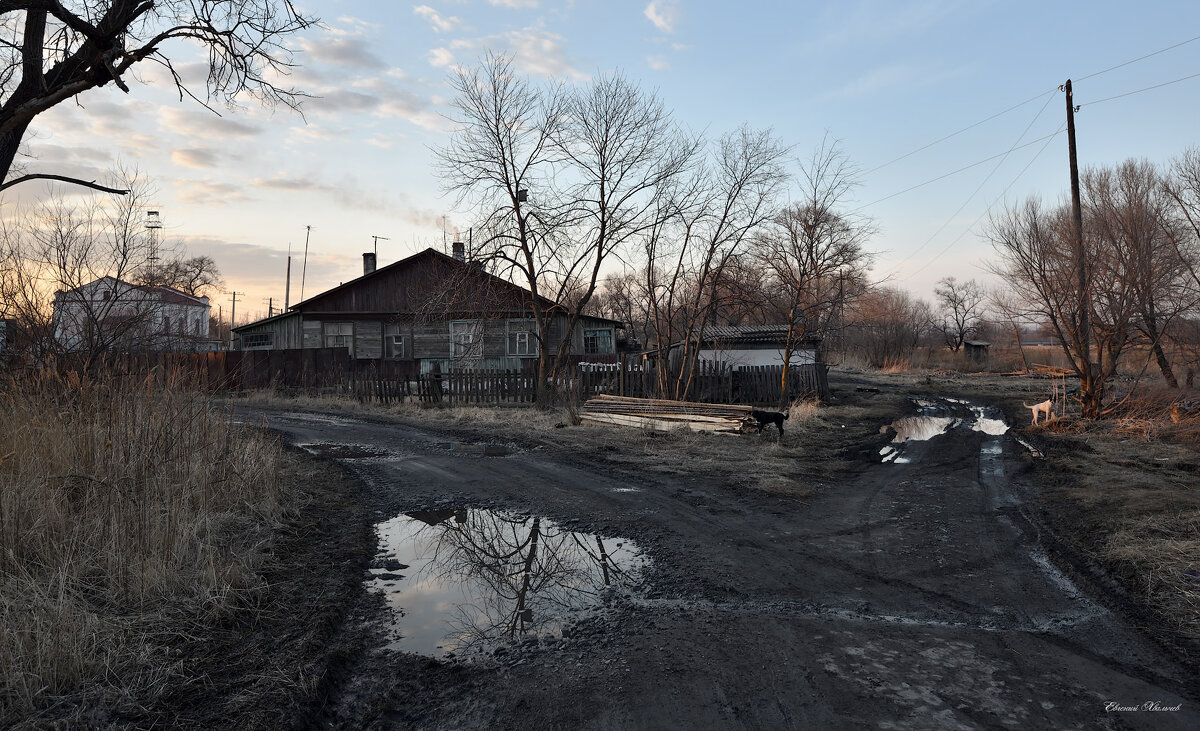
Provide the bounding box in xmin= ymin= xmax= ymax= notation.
xmin=233 ymin=247 xmax=622 ymax=374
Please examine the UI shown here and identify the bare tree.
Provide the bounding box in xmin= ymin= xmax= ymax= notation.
xmin=753 ymin=137 xmax=875 ymax=395
xmin=932 ymin=277 xmax=985 ymax=352
xmin=986 ymin=196 xmax=1139 ymax=417
xmin=1087 ymin=160 xmax=1196 ymax=388
xmin=0 ymin=2 xmax=314 ymax=191
xmin=847 ymin=287 xmax=929 ymax=368
xmin=136 ymin=255 xmax=224 ymax=297
xmin=640 ymin=125 xmax=789 ymax=399
xmin=440 ymin=54 xmax=700 ymax=402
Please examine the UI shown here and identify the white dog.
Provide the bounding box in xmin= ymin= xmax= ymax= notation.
xmin=1023 ymin=400 xmax=1053 ymax=425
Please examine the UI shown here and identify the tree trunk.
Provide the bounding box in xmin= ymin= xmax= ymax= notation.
xmin=1153 ymin=340 xmax=1178 ymax=388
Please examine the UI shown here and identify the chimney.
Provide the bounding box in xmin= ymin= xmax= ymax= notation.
xmin=363 ymin=252 xmax=376 ymax=275
xmin=452 ymin=241 xmax=465 ymax=262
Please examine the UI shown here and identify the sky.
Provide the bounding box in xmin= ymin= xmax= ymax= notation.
xmin=12 ymin=0 xmax=1200 ymax=325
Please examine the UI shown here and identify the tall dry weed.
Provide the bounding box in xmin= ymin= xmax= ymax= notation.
xmin=0 ymin=370 xmax=287 ymax=723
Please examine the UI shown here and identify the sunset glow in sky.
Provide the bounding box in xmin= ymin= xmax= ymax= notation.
xmin=14 ymin=1 xmax=1200 ymax=323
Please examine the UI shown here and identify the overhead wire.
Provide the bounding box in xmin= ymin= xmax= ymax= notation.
xmin=862 ymin=33 xmax=1200 ymax=178
xmin=852 ymin=129 xmax=1062 ymax=212
xmin=1074 ymin=33 xmax=1200 ymax=82
xmin=861 ymin=33 xmax=1200 ymax=285
xmin=862 ymin=90 xmax=1054 ymax=175
xmin=877 ymin=90 xmax=1059 ymax=277
xmin=902 ymin=122 xmax=1066 ymax=282
xmin=1082 ymin=70 xmax=1200 ymax=107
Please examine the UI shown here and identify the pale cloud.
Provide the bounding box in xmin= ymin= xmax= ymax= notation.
xmin=175 ymin=179 xmax=253 ymax=207
xmin=808 ymin=1 xmax=961 ymax=52
xmin=818 ymin=63 xmax=967 ymax=102
xmin=250 ymin=174 xmax=426 ymax=219
xmin=413 ymin=5 xmax=460 ymax=33
xmin=171 ymin=148 xmax=221 ymax=169
xmin=449 ymin=28 xmax=579 ymax=78
xmin=644 ymin=0 xmax=680 ymax=33
xmin=489 ymin=0 xmax=539 ymax=7
xmin=297 ymin=27 xmax=386 ymax=69
xmin=159 ymin=107 xmax=262 ymax=139
xmin=428 ymin=47 xmax=456 ymax=68
xmin=647 ymin=55 xmax=670 ymax=71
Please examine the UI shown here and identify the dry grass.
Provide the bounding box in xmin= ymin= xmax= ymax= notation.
xmin=0 ymin=371 xmax=289 ymax=725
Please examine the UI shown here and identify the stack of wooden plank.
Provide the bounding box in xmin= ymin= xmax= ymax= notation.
xmin=579 ymin=394 xmax=754 ymax=433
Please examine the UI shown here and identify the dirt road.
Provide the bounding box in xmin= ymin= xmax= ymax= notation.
xmin=246 ymin=393 xmax=1198 ymax=730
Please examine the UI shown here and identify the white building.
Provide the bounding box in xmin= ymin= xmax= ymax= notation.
xmin=679 ymin=325 xmax=821 ymax=368
xmin=53 ymin=276 xmax=218 ymax=353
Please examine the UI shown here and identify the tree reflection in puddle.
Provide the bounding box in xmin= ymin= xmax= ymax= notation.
xmin=368 ymin=508 xmax=647 ymax=660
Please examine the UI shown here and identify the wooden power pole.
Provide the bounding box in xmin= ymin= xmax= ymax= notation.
xmin=1064 ymin=79 xmax=1094 ymax=415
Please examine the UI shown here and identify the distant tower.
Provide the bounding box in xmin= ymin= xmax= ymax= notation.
xmin=145 ymin=209 xmax=163 ymax=262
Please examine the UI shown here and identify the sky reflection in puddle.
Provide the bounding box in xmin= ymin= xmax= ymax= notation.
xmin=879 ymin=401 xmax=1009 ymax=463
xmin=368 ymin=508 xmax=647 ymax=660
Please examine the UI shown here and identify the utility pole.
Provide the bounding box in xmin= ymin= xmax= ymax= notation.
xmin=284 ymin=242 xmax=292 ymax=310
xmin=300 ymin=225 xmax=312 ymax=302
xmin=371 ymin=234 xmax=389 ymax=255
xmin=1064 ymin=79 xmax=1093 ymax=414
xmin=226 ymin=291 xmax=242 ymax=350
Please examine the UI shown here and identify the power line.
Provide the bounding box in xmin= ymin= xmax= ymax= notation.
xmin=863 ymin=90 xmax=1053 ymax=175
xmin=853 ymin=129 xmax=1064 ymax=212
xmin=1082 ymin=70 xmax=1200 ymax=108
xmin=902 ymin=122 xmax=1066 ymax=282
xmin=1075 ymin=33 xmax=1200 ymax=83
xmin=880 ymin=90 xmax=1059 ymax=274
xmin=863 ymin=34 xmax=1200 ymax=177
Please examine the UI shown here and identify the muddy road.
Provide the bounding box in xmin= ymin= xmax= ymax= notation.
xmin=245 ymin=395 xmax=1198 ymax=730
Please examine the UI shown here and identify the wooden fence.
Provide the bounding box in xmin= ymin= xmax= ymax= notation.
xmin=578 ymin=360 xmax=829 ymax=404
xmin=32 ymin=348 xmax=827 ymax=406
xmin=417 ymin=369 xmax=538 ymax=405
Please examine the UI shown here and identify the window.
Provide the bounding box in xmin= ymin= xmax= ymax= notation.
xmin=324 ymin=322 xmax=353 ymax=348
xmin=242 ymin=332 xmax=273 ymax=348
xmin=506 ymin=319 xmax=537 ymax=356
xmin=162 ymin=315 xmax=171 ymax=335
xmin=195 ymin=319 xmax=203 ymax=336
xmin=450 ymin=321 xmax=483 ymax=359
xmin=102 ymin=290 xmax=111 ymax=301
xmin=386 ymin=334 xmax=405 ymax=359
xmin=583 ymin=328 xmax=613 ymax=355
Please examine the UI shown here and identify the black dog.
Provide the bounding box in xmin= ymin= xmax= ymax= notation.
xmin=749 ymin=409 xmax=788 ymax=434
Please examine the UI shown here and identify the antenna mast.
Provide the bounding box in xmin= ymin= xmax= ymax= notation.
xmin=299 ymin=225 xmax=311 ymax=302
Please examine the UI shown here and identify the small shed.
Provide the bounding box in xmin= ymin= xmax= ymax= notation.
xmin=964 ymin=340 xmax=991 ymax=364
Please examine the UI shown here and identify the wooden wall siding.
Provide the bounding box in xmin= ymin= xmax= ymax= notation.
xmin=302 ymin=320 xmax=322 ymax=348
xmin=355 ymin=320 xmax=383 ymax=359
xmin=412 ymin=322 xmax=449 ymax=359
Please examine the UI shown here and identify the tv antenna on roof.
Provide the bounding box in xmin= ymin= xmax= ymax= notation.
xmin=371 ymin=234 xmax=389 ymax=255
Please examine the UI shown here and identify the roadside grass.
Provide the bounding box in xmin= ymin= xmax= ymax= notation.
xmin=0 ymin=371 xmax=292 ymax=726
xmin=1029 ymin=410 xmax=1200 ymax=642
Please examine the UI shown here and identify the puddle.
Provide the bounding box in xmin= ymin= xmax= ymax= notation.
xmin=879 ymin=400 xmax=1009 ymax=464
xmin=368 ymin=508 xmax=647 ymax=661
